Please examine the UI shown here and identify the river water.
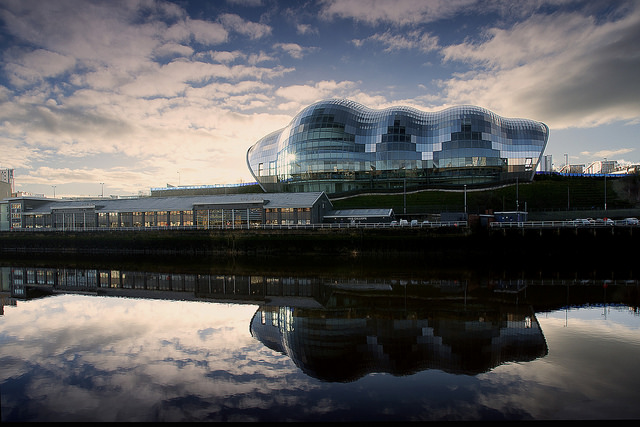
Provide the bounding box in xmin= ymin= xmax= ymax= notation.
xmin=1 ymin=256 xmax=639 ymax=421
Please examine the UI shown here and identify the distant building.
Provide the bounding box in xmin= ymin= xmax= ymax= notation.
xmin=0 ymin=168 xmax=14 ymax=200
xmin=611 ymin=164 xmax=639 ymax=175
xmin=538 ymin=155 xmax=553 ymax=172
xmin=0 ymin=202 xmax=8 ymax=231
xmin=558 ymin=164 xmax=585 ymax=174
xmin=0 ymin=181 xmax=10 ymax=201
xmin=0 ymin=168 xmax=14 ymax=187
xmin=584 ymin=160 xmax=617 ymax=174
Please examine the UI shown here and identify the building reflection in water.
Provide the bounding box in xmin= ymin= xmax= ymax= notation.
xmin=1 ymin=265 xmax=547 ymax=381
xmin=250 ymin=298 xmax=546 ymax=382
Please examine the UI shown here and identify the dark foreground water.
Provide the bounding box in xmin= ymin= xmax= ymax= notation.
xmin=1 ymin=258 xmax=639 ymax=421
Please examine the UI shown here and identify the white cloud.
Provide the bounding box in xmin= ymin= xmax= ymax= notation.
xmin=296 ymin=23 xmax=317 ymax=35
xmin=153 ymin=42 xmax=195 ymax=59
xmin=273 ymin=43 xmax=314 ymax=59
xmin=319 ymin=0 xmax=477 ymax=25
xmin=4 ymin=49 xmax=76 ymax=87
xmin=0 ymin=135 xmax=43 ymax=169
xmin=580 ymin=148 xmax=634 ymax=159
xmin=348 ymin=93 xmax=390 ymax=110
xmin=247 ymin=51 xmax=275 ymax=65
xmin=437 ymin=5 xmax=640 ymax=129
xmin=441 ymin=11 xmax=592 ymax=70
xmin=354 ymin=30 xmax=439 ymax=53
xmin=196 ymin=50 xmax=245 ymax=63
xmin=117 ymin=60 xmax=292 ymax=98
xmin=319 ymin=0 xmax=582 ymax=26
xmin=275 ymin=80 xmax=358 ymax=104
xmin=0 ymin=1 xmax=227 ymax=82
xmin=166 ymin=18 xmax=229 ymax=45
xmin=225 ymin=0 xmax=264 ymax=6
xmin=187 ymin=80 xmax=273 ymax=99
xmin=218 ymin=13 xmax=272 ymax=39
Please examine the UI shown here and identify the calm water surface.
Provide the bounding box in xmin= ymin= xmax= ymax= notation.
xmin=1 ymin=261 xmax=639 ymax=421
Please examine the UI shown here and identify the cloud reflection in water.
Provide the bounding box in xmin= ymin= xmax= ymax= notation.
xmin=1 ymin=267 xmax=639 ymax=422
xmin=1 ymin=295 xmax=309 ymax=422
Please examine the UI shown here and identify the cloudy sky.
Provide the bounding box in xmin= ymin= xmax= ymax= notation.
xmin=1 ymin=0 xmax=638 ymax=197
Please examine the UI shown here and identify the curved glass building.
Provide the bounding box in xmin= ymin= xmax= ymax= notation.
xmin=247 ymin=99 xmax=549 ymax=194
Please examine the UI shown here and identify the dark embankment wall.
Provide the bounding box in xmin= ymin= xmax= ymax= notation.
xmin=1 ymin=227 xmax=637 ymax=275
xmin=2 ymin=228 xmax=475 ymax=257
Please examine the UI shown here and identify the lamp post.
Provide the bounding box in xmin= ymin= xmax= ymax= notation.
xmin=604 ymin=158 xmax=607 ymax=212
xmin=403 ymin=175 xmax=406 ymax=214
xmin=400 ymin=164 xmax=407 ymax=215
xmin=51 ymin=185 xmax=56 ymax=198
xmin=464 ymin=184 xmax=467 ymax=215
xmin=516 ymin=177 xmax=519 ymax=212
xmin=100 ymin=182 xmax=104 ymax=198
xmin=177 ymin=171 xmax=181 ymax=186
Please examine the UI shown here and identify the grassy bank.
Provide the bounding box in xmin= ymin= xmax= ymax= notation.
xmin=330 ymin=174 xmax=640 ymax=218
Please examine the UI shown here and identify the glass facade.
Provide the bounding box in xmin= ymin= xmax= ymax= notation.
xmin=247 ymin=99 xmax=549 ymax=194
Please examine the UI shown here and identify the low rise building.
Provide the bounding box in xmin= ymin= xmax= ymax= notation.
xmin=2 ymin=192 xmax=334 ymax=230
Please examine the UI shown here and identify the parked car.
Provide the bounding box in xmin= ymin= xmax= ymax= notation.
xmin=390 ymin=220 xmax=398 ymax=227
xmin=595 ymin=218 xmax=614 ymax=226
xmin=399 ymin=219 xmax=409 ymax=227
xmin=573 ymin=218 xmax=592 ymax=226
xmin=410 ymin=220 xmax=418 ymax=227
xmin=623 ymin=217 xmax=639 ymax=225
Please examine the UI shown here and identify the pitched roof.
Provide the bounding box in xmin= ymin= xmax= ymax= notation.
xmin=324 ymin=208 xmax=394 ymax=218
xmin=17 ymin=192 xmax=330 ymax=214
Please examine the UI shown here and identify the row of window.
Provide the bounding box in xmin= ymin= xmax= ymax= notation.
xmin=286 ymin=125 xmax=543 ymax=140
xmin=16 ymin=207 xmax=315 ymax=229
xmin=278 ymin=156 xmax=531 ymax=174
xmin=8 ymin=268 xmax=322 ymax=299
xmin=278 ymin=131 xmax=545 ymax=150
xmin=253 ymin=139 xmax=543 ymax=177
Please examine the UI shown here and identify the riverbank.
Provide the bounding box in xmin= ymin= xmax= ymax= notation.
xmin=1 ymin=227 xmax=472 ymax=256
xmin=1 ymin=227 xmax=637 ymax=275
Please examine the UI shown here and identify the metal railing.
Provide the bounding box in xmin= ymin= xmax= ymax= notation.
xmin=8 ymin=221 xmax=469 ymax=232
xmin=490 ymin=219 xmax=639 ymax=229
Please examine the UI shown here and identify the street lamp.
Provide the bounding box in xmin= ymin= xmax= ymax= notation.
xmin=100 ymin=182 xmax=104 ymax=198
xmin=464 ymin=184 xmax=467 ymax=215
xmin=400 ymin=164 xmax=406 ymax=214
xmin=516 ymin=177 xmax=519 ymax=212
xmin=403 ymin=175 xmax=406 ymax=214
xmin=604 ymin=158 xmax=607 ymax=212
xmin=51 ymin=185 xmax=56 ymax=198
